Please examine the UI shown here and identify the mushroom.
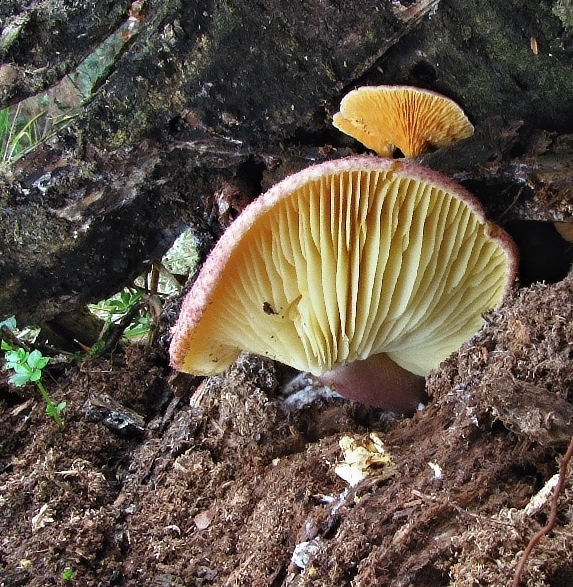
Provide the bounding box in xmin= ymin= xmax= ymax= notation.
xmin=332 ymin=85 xmax=474 ymax=158
xmin=170 ymin=156 xmax=517 ymax=414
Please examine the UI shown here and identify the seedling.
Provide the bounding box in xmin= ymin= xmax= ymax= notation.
xmin=1 ymin=341 xmax=66 ymax=429
xmin=61 ymin=567 xmax=74 ymax=581
xmin=91 ymin=290 xmax=142 ymax=322
xmin=0 ymin=104 xmax=46 ymax=165
xmin=87 ymin=232 xmax=199 ymax=350
xmin=89 ymin=289 xmax=153 ymax=347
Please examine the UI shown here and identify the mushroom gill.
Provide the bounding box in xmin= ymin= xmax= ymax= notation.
xmin=170 ymin=156 xmax=517 ymax=413
xmin=333 ymin=85 xmax=474 ymax=158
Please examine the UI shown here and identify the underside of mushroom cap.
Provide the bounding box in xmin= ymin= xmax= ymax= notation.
xmin=170 ymin=156 xmax=517 ymax=383
xmin=333 ymin=85 xmax=474 ymax=158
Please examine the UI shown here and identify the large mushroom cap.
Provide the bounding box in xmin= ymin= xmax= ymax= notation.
xmin=333 ymin=85 xmax=474 ymax=158
xmin=170 ymin=156 xmax=517 ymax=403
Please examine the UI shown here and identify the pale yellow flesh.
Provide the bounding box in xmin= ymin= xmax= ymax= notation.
xmin=178 ymin=167 xmax=509 ymax=377
xmin=333 ymin=86 xmax=474 ymax=158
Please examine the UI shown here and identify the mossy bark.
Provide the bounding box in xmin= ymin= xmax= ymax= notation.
xmin=1 ymin=0 xmax=573 ymax=323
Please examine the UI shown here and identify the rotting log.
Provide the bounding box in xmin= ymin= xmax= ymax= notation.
xmin=0 ymin=0 xmax=439 ymax=324
xmin=0 ymin=0 xmax=133 ymax=107
xmin=2 ymin=0 xmax=573 ymax=325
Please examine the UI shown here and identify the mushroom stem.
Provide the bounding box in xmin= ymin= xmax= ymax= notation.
xmin=317 ymin=352 xmax=427 ymax=415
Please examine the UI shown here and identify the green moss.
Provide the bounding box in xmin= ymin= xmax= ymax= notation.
xmin=407 ymin=0 xmax=573 ymax=131
xmin=102 ymin=108 xmax=151 ymax=150
xmin=553 ymin=0 xmax=573 ymax=29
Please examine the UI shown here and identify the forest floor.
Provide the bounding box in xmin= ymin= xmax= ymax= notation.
xmin=1 ymin=271 xmax=573 ymax=587
xmin=2 ymin=2 xmax=573 ymax=585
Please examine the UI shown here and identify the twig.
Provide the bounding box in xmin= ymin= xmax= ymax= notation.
xmin=512 ymin=435 xmax=573 ymax=586
xmin=96 ymin=302 xmax=143 ymax=356
xmin=0 ymin=325 xmax=31 ymax=352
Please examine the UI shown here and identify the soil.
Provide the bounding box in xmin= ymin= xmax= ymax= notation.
xmin=1 ymin=271 xmax=573 ymax=586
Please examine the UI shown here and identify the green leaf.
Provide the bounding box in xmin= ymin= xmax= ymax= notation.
xmin=3 ymin=355 xmax=18 ymax=368
xmin=27 ymin=349 xmax=48 ymax=370
xmin=12 ymin=363 xmax=32 ymax=376
xmin=8 ymin=372 xmax=30 ymax=386
xmin=4 ymin=348 xmax=23 ymax=363
xmin=0 ymin=316 xmax=17 ymax=331
xmin=1 ymin=339 xmax=14 ymax=351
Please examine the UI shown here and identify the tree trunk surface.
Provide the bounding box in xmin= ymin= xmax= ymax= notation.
xmin=2 ymin=0 xmax=573 ymax=322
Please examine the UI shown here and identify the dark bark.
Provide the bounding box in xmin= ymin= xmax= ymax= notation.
xmin=2 ymin=0 xmax=573 ymax=324
xmin=0 ymin=0 xmax=434 ymax=323
xmin=0 ymin=0 xmax=133 ymax=107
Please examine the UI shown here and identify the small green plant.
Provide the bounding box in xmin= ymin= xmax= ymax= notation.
xmin=89 ymin=289 xmax=153 ymax=342
xmin=86 ymin=288 xmax=154 ymax=353
xmin=87 ymin=231 xmax=199 ymax=350
xmin=61 ymin=567 xmax=74 ymax=581
xmin=0 ymin=103 xmax=46 ymax=164
xmin=123 ymin=310 xmax=154 ymax=340
xmin=90 ymin=290 xmax=142 ymax=323
xmin=1 ymin=341 xmax=66 ymax=429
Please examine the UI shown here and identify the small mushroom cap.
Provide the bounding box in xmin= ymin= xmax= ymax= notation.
xmin=170 ymin=156 xmax=517 ymax=385
xmin=332 ymin=85 xmax=474 ymax=158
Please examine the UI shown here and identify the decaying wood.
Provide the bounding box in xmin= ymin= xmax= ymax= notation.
xmin=487 ymin=376 xmax=573 ymax=447
xmin=0 ymin=0 xmax=132 ymax=107
xmin=84 ymin=390 xmax=146 ymax=436
xmin=3 ymin=0 xmax=573 ymax=325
